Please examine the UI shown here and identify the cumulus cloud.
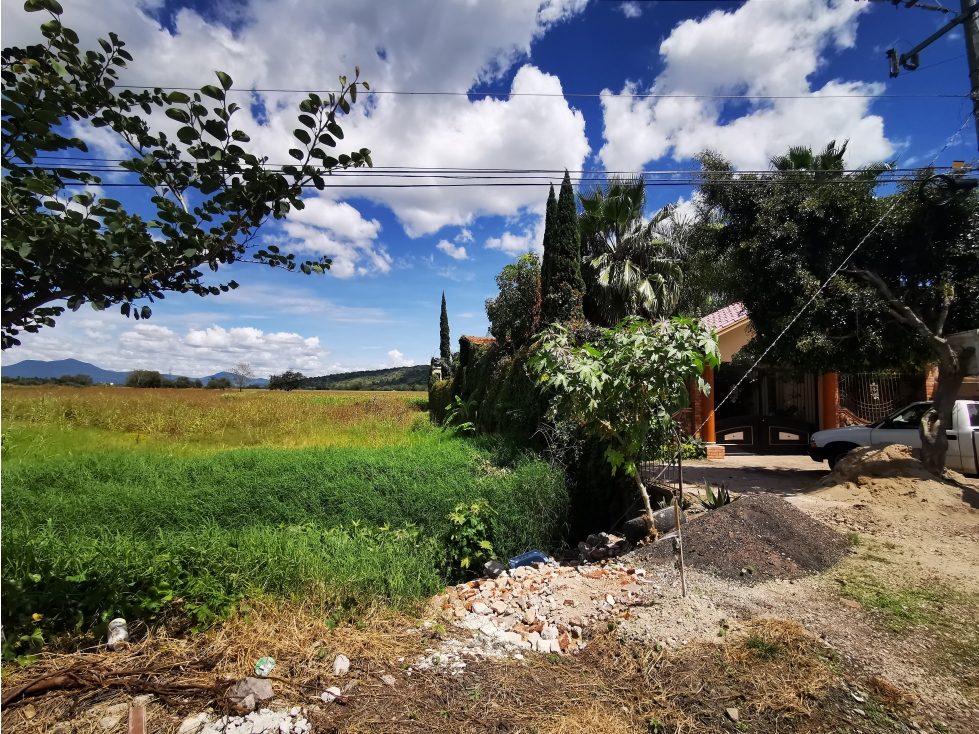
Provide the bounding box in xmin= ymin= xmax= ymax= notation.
xmin=1 ymin=0 xmax=591 ymax=243
xmin=619 ymin=2 xmax=643 ymax=19
xmin=436 ymin=240 xmax=469 ymax=260
xmin=485 ymin=211 xmax=547 ymax=256
xmin=386 ymin=349 xmax=414 ymax=367
xmin=599 ymin=0 xmax=893 ymax=171
xmin=455 ymin=228 xmax=474 ymax=243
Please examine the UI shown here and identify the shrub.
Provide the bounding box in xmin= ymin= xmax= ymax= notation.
xmin=205 ymin=377 xmax=233 ymax=390
xmin=429 ymin=379 xmax=455 ymax=425
xmin=126 ymin=370 xmax=163 ymax=388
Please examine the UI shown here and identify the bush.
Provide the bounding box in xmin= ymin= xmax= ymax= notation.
xmin=428 ymin=379 xmax=455 ymax=425
xmin=205 ymin=377 xmax=233 ymax=390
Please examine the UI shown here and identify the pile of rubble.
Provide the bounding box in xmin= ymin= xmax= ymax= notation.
xmin=434 ymin=560 xmax=668 ymax=656
xmin=181 ymin=707 xmax=310 ymax=734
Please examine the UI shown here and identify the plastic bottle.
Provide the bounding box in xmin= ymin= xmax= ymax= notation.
xmin=106 ymin=618 xmax=129 ymax=651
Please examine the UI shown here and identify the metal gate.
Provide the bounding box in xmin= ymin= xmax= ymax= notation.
xmin=839 ymin=373 xmax=921 ymax=423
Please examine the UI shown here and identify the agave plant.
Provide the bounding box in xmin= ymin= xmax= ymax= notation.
xmin=698 ymin=482 xmax=732 ymax=510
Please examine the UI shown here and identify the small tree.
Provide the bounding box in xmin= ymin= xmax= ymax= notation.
xmin=205 ymin=376 xmax=233 ymax=390
xmin=539 ymin=184 xmax=558 ymax=303
xmin=439 ymin=292 xmax=452 ymax=377
xmin=529 ymin=317 xmax=719 ymax=521
xmin=268 ymin=370 xmax=305 ymax=391
xmin=229 ymin=362 xmax=255 ymax=392
xmin=485 ymin=253 xmax=541 ymax=349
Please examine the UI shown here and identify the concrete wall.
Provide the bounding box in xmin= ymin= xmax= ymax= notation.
xmin=717 ymin=321 xmax=752 ymax=363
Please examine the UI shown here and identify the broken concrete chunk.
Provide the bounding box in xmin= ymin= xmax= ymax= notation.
xmin=471 ymin=602 xmax=492 ymax=615
xmin=380 ymin=674 xmax=397 ymax=687
xmin=320 ymin=686 xmax=342 ymax=703
xmin=333 ymin=654 xmax=350 ymax=675
xmin=99 ymin=716 xmax=122 ymax=730
xmin=483 ymin=559 xmax=506 ymax=578
xmin=177 ymin=713 xmax=209 ymax=734
xmin=229 ymin=677 xmax=273 ymax=710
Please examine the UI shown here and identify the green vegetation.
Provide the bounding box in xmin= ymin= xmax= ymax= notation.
xmin=1 ymin=389 xmax=568 ymax=654
xmin=1 ymin=373 xmax=93 ymax=387
xmin=440 ymin=292 xmax=453 ymax=378
xmin=485 ymin=253 xmax=541 ymax=349
xmin=743 ymin=635 xmax=783 ymax=659
xmin=304 ymin=364 xmax=430 ymax=392
xmin=838 ymin=572 xmax=944 ymax=632
xmin=541 ymin=170 xmax=585 ymax=324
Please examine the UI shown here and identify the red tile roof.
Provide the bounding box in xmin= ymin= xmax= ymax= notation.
xmin=701 ymin=302 xmax=749 ymax=333
xmin=461 ymin=336 xmax=495 ymax=345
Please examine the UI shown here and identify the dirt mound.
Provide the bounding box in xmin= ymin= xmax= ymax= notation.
xmin=813 ymin=444 xmax=977 ymax=516
xmin=634 ymin=494 xmax=849 ymax=583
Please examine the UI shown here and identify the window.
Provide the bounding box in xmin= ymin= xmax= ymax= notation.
xmin=969 ymin=403 xmax=979 ymax=429
xmin=888 ymin=403 xmax=931 ymax=428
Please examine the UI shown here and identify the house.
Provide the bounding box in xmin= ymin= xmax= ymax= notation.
xmin=684 ymin=303 xmax=978 ymax=457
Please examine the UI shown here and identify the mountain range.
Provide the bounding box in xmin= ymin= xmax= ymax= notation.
xmin=2 ymin=358 xmax=269 ymax=386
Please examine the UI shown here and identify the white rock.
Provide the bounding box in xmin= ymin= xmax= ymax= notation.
xmin=99 ymin=716 xmax=122 ymax=730
xmin=333 ymin=654 xmax=350 ymax=675
xmin=278 ymin=721 xmax=292 ymax=734
xmin=178 ymin=713 xmax=210 ymax=734
xmin=106 ymin=703 xmax=129 ymax=716
xmin=471 ymin=602 xmax=491 ymax=615
xmin=541 ymin=626 xmax=558 ymax=641
xmin=289 ymin=707 xmax=300 ymax=718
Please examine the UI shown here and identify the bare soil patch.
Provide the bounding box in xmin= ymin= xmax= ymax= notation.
xmin=634 ymin=494 xmax=849 ymax=583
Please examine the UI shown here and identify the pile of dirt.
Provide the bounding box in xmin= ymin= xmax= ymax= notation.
xmin=634 ymin=494 xmax=849 ymax=583
xmin=813 ymin=444 xmax=978 ymax=517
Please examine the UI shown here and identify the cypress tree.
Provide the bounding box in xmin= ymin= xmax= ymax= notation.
xmin=540 ymin=183 xmax=557 ymax=303
xmin=439 ymin=291 xmax=452 ymax=377
xmin=542 ymin=170 xmax=584 ymax=323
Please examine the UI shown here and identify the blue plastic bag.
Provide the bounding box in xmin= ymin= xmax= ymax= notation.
xmin=508 ymin=550 xmax=549 ymax=569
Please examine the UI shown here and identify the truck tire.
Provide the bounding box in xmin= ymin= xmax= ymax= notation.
xmin=827 ymin=443 xmax=859 ymax=470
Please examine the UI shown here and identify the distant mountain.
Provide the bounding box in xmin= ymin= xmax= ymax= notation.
xmin=304 ymin=364 xmax=429 ymax=391
xmin=2 ymin=359 xmax=268 ymax=386
xmin=2 ymin=358 xmax=130 ymax=384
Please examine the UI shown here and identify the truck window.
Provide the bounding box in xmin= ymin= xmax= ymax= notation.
xmin=889 ymin=404 xmax=931 ymax=428
xmin=970 ymin=403 xmax=979 ymax=428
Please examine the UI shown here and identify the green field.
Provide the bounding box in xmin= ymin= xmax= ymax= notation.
xmin=0 ymin=387 xmax=567 ymax=653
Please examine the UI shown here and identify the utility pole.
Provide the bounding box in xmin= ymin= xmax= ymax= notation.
xmin=884 ymin=0 xmax=979 ymax=149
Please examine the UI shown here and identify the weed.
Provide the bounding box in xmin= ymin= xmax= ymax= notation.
xmin=838 ymin=573 xmax=940 ymax=632
xmin=548 ymin=653 xmax=559 ymax=664
xmin=743 ymin=635 xmax=783 ymax=659
xmin=846 ymin=531 xmax=862 ymax=546
xmin=446 ymin=500 xmax=497 ymax=579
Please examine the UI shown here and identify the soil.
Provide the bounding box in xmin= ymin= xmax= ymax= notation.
xmin=634 ymin=493 xmax=849 ymax=583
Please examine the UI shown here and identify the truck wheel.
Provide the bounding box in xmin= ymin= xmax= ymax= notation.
xmin=828 ymin=446 xmax=854 ymax=470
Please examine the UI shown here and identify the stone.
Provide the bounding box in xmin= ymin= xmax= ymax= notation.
xmin=333 ymin=654 xmax=351 ymax=675
xmin=178 ymin=713 xmax=210 ymax=734
xmin=471 ymin=602 xmax=492 ymax=615
xmin=320 ymin=687 xmax=342 ymax=703
xmin=106 ymin=703 xmax=129 ymax=716
xmin=239 ymin=694 xmax=257 ymax=712
xmin=622 ymin=516 xmax=651 ymax=544
xmin=483 ymin=559 xmax=506 ymax=578
xmin=490 ymin=600 xmax=508 ymax=615
xmin=541 ymin=625 xmax=558 ymax=641
xmin=726 ymin=708 xmax=740 ymax=722
xmin=522 ymin=609 xmax=536 ymax=625
xmin=133 ymin=695 xmax=155 ymax=705
xmin=230 ymin=677 xmax=273 ymax=707
xmin=380 ymin=674 xmax=397 ymax=687
xmin=99 ymin=716 xmax=122 ymax=730
xmin=650 ymin=506 xmax=686 ymax=536
xmin=22 ymin=704 xmax=37 ymax=720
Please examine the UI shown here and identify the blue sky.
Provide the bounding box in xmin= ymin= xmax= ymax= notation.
xmin=2 ymin=0 xmax=976 ymax=379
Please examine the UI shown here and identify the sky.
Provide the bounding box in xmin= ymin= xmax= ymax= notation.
xmin=2 ymin=0 xmax=977 ymax=379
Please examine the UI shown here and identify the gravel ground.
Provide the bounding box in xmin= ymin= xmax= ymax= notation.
xmin=634 ymin=493 xmax=850 ymax=583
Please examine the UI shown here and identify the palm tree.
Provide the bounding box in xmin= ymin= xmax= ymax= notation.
xmin=578 ymin=175 xmax=682 ymax=327
xmin=770 ymin=140 xmax=889 ymax=183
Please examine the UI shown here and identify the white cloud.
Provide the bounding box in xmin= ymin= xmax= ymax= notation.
xmin=455 ymin=228 xmax=474 ymax=243
xmin=619 ymin=2 xmax=642 ymax=19
xmin=437 ymin=266 xmax=475 ymax=282
xmin=278 ymin=200 xmax=391 ymax=278
xmin=436 ymin=239 xmax=469 ymax=260
xmin=1 ymin=0 xmax=591 ymax=240
xmin=485 ymin=210 xmax=548 ymax=256
xmin=599 ymin=0 xmax=894 ymax=171
xmin=219 ymin=285 xmax=391 ymax=322
xmin=386 ymin=349 xmax=414 ymax=367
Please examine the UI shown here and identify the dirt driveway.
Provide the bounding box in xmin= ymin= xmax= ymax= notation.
xmin=682 ymin=453 xmax=829 ymax=496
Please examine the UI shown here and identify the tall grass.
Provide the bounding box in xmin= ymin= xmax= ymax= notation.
xmin=1 ymin=441 xmax=568 ymax=643
xmin=1 ymin=387 xmax=430 ymax=461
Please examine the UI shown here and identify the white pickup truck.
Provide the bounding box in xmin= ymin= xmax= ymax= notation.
xmin=809 ymin=400 xmax=979 ymax=474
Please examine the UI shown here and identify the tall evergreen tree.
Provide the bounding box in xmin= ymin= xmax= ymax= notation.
xmin=439 ymin=291 xmax=452 ymax=377
xmin=539 ymin=184 xmax=557 ymax=302
xmin=542 ymin=170 xmax=585 ymax=324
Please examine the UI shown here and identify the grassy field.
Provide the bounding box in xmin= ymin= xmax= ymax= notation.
xmin=0 ymin=387 xmax=567 ymax=655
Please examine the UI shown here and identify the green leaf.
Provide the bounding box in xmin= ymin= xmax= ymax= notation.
xmin=176 ymin=126 xmax=199 ymax=144
xmin=298 ymin=114 xmax=316 ymax=129
xmin=318 ymin=134 xmax=336 ymax=147
xmin=231 ymin=130 xmax=251 ymax=142
xmin=293 ymin=128 xmax=311 ymax=145
xmin=167 ymin=91 xmax=191 ymax=104
xmin=326 ymin=122 xmax=344 ymax=140
xmin=215 ymin=71 xmax=233 ymax=90
xmin=40 ymin=0 xmax=63 ymax=13
xmin=165 ymin=108 xmax=191 ymax=123
xmin=200 ymin=84 xmax=224 ymax=101
xmin=288 ymin=149 xmax=304 ymax=161
xmin=21 ymin=178 xmax=53 ymax=195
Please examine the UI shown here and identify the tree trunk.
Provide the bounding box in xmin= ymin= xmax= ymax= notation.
xmin=920 ymin=339 xmax=969 ymax=476
xmin=633 ymin=471 xmax=655 ymax=525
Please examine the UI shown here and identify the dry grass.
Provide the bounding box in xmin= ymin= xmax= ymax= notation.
xmin=1 ymin=387 xmax=429 ymax=460
xmin=1 ymin=606 xmax=887 ymax=734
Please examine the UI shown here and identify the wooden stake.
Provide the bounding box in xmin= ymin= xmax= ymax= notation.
xmin=128 ymin=705 xmax=146 ymax=734
xmin=674 ymin=498 xmax=687 ymax=597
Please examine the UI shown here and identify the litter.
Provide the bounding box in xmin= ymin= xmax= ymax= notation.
xmin=106 ymin=618 xmax=130 ymax=651
xmin=254 ymin=657 xmax=276 ymax=677
xmin=508 ymin=550 xmax=549 ymax=569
